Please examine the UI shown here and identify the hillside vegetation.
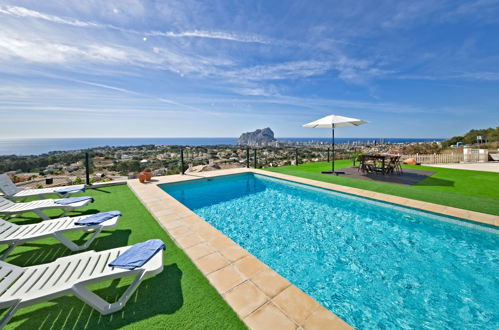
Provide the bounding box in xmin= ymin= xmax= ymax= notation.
xmin=442 ymin=127 xmax=499 ymax=148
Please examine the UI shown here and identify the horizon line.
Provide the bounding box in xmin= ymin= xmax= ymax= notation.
xmin=0 ymin=136 xmax=446 ymax=140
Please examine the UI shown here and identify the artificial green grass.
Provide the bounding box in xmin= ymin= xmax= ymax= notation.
xmin=1 ymin=185 xmax=246 ymax=330
xmin=265 ymin=160 xmax=499 ymax=216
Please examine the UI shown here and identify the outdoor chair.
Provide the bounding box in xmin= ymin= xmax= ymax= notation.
xmin=358 ymin=155 xmax=375 ymax=174
xmin=0 ymin=212 xmax=121 ymax=259
xmin=393 ymin=156 xmax=403 ymax=175
xmin=0 ymin=196 xmax=92 ymax=220
xmin=0 ymin=241 xmax=164 ymax=328
xmin=385 ymin=156 xmax=398 ymax=175
xmin=0 ymin=174 xmax=85 ymax=201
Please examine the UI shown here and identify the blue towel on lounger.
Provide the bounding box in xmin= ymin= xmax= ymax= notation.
xmin=109 ymin=239 xmax=166 ymax=270
xmin=75 ymin=211 xmax=121 ymax=226
xmin=55 ymin=196 xmax=94 ymax=205
xmin=55 ymin=185 xmax=86 ymax=195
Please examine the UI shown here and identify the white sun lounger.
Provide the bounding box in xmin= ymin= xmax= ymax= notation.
xmin=0 ymin=196 xmax=92 ymax=220
xmin=0 ymin=244 xmax=164 ymax=328
xmin=0 ymin=213 xmax=121 ymax=259
xmin=0 ymin=174 xmax=85 ymax=201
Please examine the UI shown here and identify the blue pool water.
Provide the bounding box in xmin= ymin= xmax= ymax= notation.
xmin=162 ymin=173 xmax=499 ymax=329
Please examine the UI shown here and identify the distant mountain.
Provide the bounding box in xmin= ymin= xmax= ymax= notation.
xmin=238 ymin=128 xmax=276 ymax=146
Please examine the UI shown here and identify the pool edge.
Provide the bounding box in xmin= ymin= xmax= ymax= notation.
xmin=127 ymin=167 xmax=498 ymax=329
xmin=253 ymin=169 xmax=499 ymax=227
xmin=127 ymin=169 xmax=353 ymax=329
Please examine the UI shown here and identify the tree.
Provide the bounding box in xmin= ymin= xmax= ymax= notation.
xmin=116 ymin=160 xmax=141 ymax=174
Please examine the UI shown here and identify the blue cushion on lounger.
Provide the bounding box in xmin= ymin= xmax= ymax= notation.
xmin=109 ymin=239 xmax=166 ymax=270
xmin=55 ymin=196 xmax=94 ymax=205
xmin=55 ymin=185 xmax=86 ymax=195
xmin=75 ymin=211 xmax=121 ymax=226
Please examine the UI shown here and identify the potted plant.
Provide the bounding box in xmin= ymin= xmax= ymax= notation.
xmin=138 ymin=172 xmax=147 ymax=183
xmin=143 ymin=168 xmax=153 ymax=181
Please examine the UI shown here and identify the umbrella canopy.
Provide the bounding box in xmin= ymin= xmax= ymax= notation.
xmin=303 ymin=114 xmax=367 ymax=175
xmin=303 ymin=115 xmax=367 ymax=128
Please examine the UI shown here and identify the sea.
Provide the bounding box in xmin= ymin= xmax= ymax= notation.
xmin=0 ymin=137 xmax=443 ymax=156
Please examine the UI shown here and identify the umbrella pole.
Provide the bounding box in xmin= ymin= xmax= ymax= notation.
xmin=332 ymin=125 xmax=335 ymax=172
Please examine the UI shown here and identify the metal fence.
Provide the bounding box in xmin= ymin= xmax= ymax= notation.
xmin=8 ymin=146 xmax=477 ymax=188
xmin=179 ymin=146 xmax=356 ymax=174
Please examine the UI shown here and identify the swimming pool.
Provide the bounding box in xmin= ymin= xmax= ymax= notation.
xmin=162 ymin=173 xmax=498 ymax=329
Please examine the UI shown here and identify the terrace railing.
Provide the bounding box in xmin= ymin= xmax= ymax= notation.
xmin=180 ymin=146 xmax=355 ymax=173
xmin=401 ymin=153 xmax=463 ymax=164
xmin=4 ymin=145 xmax=357 ymax=186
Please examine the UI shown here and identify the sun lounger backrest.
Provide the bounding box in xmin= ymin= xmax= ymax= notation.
xmin=0 ymin=175 xmax=20 ymax=197
xmin=0 ymin=218 xmax=17 ymax=229
xmin=0 ymin=197 xmax=15 ymax=211
xmin=0 ymin=219 xmax=17 ymax=237
xmin=0 ymin=261 xmax=24 ymax=295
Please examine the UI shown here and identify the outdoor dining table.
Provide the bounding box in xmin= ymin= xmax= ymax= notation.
xmin=360 ymin=154 xmax=399 ymax=175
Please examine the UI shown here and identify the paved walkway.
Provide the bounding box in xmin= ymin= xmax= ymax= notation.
xmin=424 ymin=162 xmax=499 ymax=173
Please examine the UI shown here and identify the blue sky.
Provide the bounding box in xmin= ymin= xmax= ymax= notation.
xmin=0 ymin=0 xmax=498 ymax=139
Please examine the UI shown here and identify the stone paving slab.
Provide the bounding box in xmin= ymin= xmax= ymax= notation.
xmin=128 ymin=167 xmax=498 ymax=329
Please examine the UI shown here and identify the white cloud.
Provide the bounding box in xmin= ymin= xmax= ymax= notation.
xmin=227 ymin=61 xmax=332 ymax=81
xmin=0 ymin=5 xmax=99 ymax=27
xmin=238 ymin=95 xmax=435 ymax=114
xmin=151 ymin=46 xmax=233 ymax=76
xmin=441 ymin=0 xmax=499 ymax=23
xmin=455 ymin=72 xmax=499 ymax=81
xmin=0 ymin=29 xmax=162 ymax=66
xmin=0 ymin=33 xmax=82 ymax=63
xmin=233 ymin=86 xmax=281 ymax=97
xmin=148 ymin=30 xmax=271 ymax=44
xmin=0 ymin=5 xmax=273 ymax=45
xmin=0 ymin=2 xmax=395 ymax=87
xmin=0 ymin=0 xmax=497 ymax=115
xmin=395 ymin=71 xmax=499 ymax=81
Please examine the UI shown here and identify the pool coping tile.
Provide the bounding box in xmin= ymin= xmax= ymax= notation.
xmin=223 ymin=280 xmax=269 ymax=319
xmin=302 ymin=306 xmax=352 ymax=330
xmin=251 ymin=269 xmax=292 ymax=298
xmin=234 ymin=255 xmax=269 ymax=279
xmin=207 ymin=265 xmax=247 ymax=294
xmin=219 ymin=245 xmax=250 ymax=262
xmin=244 ymin=303 xmax=297 ymax=330
xmin=184 ymin=241 xmax=217 ymax=260
xmin=272 ymin=285 xmax=320 ymax=325
xmin=128 ymin=167 xmax=497 ymax=330
xmin=194 ymin=252 xmax=230 ymax=275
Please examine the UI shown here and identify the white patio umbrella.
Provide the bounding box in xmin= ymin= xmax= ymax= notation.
xmin=303 ymin=114 xmax=367 ymax=175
